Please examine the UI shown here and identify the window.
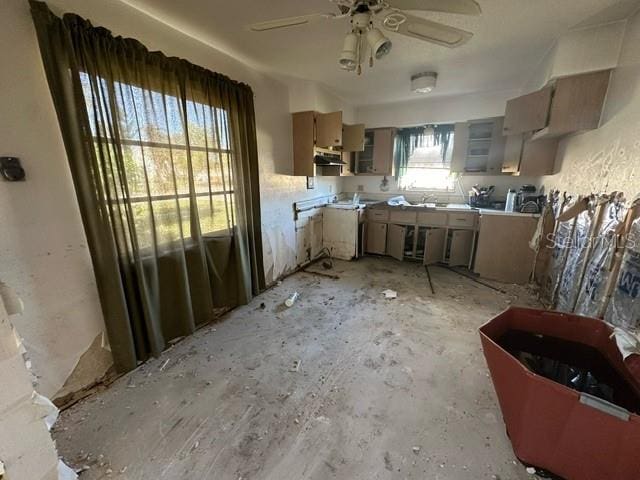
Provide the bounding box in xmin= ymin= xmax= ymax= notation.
xmin=398 ymin=126 xmax=455 ymax=191
xmin=80 ymin=73 xmax=235 ymax=249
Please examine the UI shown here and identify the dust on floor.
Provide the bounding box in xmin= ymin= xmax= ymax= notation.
xmin=53 ymin=257 xmax=542 ymax=480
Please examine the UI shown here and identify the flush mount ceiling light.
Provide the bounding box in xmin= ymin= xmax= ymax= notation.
xmin=411 ymin=72 xmax=438 ymax=93
xmin=249 ymin=0 xmax=481 ymax=75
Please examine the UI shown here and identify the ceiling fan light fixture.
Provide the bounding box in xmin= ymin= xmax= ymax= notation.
xmin=411 ymin=72 xmax=438 ymax=93
xmin=366 ymin=28 xmax=392 ymax=59
xmin=339 ymin=31 xmax=359 ymax=70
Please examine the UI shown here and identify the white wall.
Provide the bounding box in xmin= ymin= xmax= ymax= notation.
xmin=548 ymin=9 xmax=640 ymax=195
xmin=522 ymin=21 xmax=626 ymax=93
xmin=356 ymin=89 xmax=519 ymax=128
xmin=0 ymin=0 xmax=351 ymax=398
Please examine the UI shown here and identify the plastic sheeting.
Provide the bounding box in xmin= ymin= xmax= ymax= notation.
xmin=575 ymin=203 xmax=625 ymax=317
xmin=605 ymin=216 xmax=640 ymax=331
xmin=556 ymin=209 xmax=593 ymax=312
xmin=544 ymin=217 xmax=574 ymax=304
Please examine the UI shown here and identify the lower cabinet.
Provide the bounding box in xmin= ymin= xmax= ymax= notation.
xmin=447 ymin=229 xmax=474 ymax=267
xmin=386 ymin=224 xmax=406 ymax=260
xmin=365 ymin=222 xmax=388 ymax=255
xmin=423 ymin=228 xmax=446 ymax=265
xmin=365 ymin=217 xmax=476 ymax=267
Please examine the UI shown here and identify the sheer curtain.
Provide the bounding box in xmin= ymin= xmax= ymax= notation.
xmin=30 ymin=1 xmax=265 ymax=371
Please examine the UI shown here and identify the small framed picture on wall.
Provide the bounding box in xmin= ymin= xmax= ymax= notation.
xmin=307 ymin=176 xmax=315 ymax=190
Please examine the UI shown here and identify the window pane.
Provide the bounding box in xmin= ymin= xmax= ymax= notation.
xmin=400 ymin=129 xmax=455 ymax=191
xmin=81 ymin=72 xmax=235 ymax=246
xmin=197 ymin=194 xmax=235 ymax=235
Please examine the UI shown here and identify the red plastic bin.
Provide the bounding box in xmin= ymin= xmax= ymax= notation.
xmin=479 ymin=307 xmax=640 ymax=480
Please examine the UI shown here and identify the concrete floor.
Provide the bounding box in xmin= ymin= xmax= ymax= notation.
xmin=54 ymin=257 xmax=542 ymax=480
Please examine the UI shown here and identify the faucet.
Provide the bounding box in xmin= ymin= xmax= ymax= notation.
xmin=421 ymin=193 xmax=437 ymax=204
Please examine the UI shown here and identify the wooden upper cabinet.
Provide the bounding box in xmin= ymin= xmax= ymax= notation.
xmin=503 ymin=87 xmax=552 ymax=135
xmin=372 ymin=128 xmax=395 ymax=175
xmin=292 ymin=111 xmax=315 ymax=177
xmin=451 ymin=117 xmax=505 ymax=174
xmin=316 ymin=111 xmax=343 ymax=147
xmin=542 ymin=69 xmax=611 ymax=138
xmin=519 ymin=134 xmax=559 ymax=176
xmin=486 ymin=117 xmax=507 ymax=174
xmin=450 ymin=122 xmax=469 ymax=173
xmin=342 ymin=124 xmax=365 ymax=151
xmin=503 ymin=70 xmax=611 ymax=140
xmin=501 ymin=132 xmax=558 ymax=176
xmin=501 ymin=134 xmax=523 ymax=174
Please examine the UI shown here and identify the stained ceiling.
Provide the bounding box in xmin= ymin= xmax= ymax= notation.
xmin=122 ymin=0 xmax=638 ymax=106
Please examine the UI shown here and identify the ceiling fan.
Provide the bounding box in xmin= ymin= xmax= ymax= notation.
xmin=248 ymin=0 xmax=481 ymax=74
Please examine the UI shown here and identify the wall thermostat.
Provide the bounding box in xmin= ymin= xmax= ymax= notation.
xmin=0 ymin=157 xmax=25 ymax=181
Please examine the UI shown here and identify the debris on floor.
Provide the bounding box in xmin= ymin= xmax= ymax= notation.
xmin=284 ymin=291 xmax=299 ymax=307
xmin=52 ymin=257 xmax=542 ymax=480
xmin=290 ymin=360 xmax=301 ymax=372
xmin=382 ymin=289 xmax=397 ymax=299
xmin=58 ymin=460 xmax=78 ymax=480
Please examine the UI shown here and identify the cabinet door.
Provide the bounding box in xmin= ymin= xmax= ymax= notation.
xmin=424 ymin=228 xmax=445 ymax=265
xmin=292 ymin=111 xmax=315 ymax=176
xmin=342 ymin=124 xmax=365 ymax=151
xmin=547 ymin=70 xmax=610 ymax=136
xmin=487 ymin=117 xmax=506 ymax=174
xmin=365 ymin=222 xmax=387 ymax=255
xmin=450 ymin=122 xmax=469 ymax=173
xmin=449 ymin=230 xmax=474 ymax=267
xmin=519 ymin=134 xmax=558 ymax=176
xmin=503 ymin=87 xmax=552 ymax=135
xmin=372 ymin=128 xmax=394 ymax=175
xmin=501 ymin=134 xmax=523 ymax=174
xmin=386 ymin=224 xmax=406 ymax=261
xmin=316 ymin=111 xmax=343 ymax=147
xmin=341 ymin=152 xmax=355 ymax=176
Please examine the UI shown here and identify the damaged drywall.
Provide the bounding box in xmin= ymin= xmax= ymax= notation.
xmin=53 ymin=333 xmax=114 ymax=403
xmin=0 ymin=285 xmax=67 ymax=480
xmin=0 ymin=0 xmax=112 ymax=400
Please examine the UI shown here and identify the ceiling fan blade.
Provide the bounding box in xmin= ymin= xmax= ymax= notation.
xmin=388 ymin=0 xmax=481 ymax=15
xmin=387 ymin=14 xmax=473 ymax=47
xmin=249 ymin=13 xmax=335 ymax=32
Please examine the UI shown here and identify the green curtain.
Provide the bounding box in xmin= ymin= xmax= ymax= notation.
xmin=394 ymin=125 xmax=455 ymax=181
xmin=30 ymin=1 xmax=265 ymax=372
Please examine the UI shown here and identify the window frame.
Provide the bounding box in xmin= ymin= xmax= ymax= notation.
xmin=81 ymin=72 xmax=237 ymax=247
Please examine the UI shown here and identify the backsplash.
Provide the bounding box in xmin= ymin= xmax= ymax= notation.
xmin=341 ymin=174 xmax=545 ymax=204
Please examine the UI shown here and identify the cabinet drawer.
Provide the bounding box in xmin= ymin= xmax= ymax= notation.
xmin=448 ymin=213 xmax=477 ymax=228
xmin=389 ymin=210 xmax=417 ymax=224
xmin=367 ymin=209 xmax=389 ymax=222
xmin=417 ymin=211 xmax=448 ymax=227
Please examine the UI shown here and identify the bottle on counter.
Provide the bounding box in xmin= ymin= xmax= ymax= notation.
xmin=505 ymin=189 xmax=517 ymax=213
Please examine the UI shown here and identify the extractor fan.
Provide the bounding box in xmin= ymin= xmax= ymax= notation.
xmin=249 ymin=0 xmax=481 ymax=74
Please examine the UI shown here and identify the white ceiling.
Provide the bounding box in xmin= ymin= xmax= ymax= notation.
xmin=122 ymin=0 xmax=637 ymax=106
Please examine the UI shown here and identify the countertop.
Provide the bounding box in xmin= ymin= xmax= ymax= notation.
xmin=364 ymin=201 xmax=539 ymax=217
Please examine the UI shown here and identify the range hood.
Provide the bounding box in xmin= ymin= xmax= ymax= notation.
xmin=314 ymin=147 xmax=345 ymax=166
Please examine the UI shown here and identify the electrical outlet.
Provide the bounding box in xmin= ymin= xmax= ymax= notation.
xmin=357 ymin=185 xmax=364 ymax=192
